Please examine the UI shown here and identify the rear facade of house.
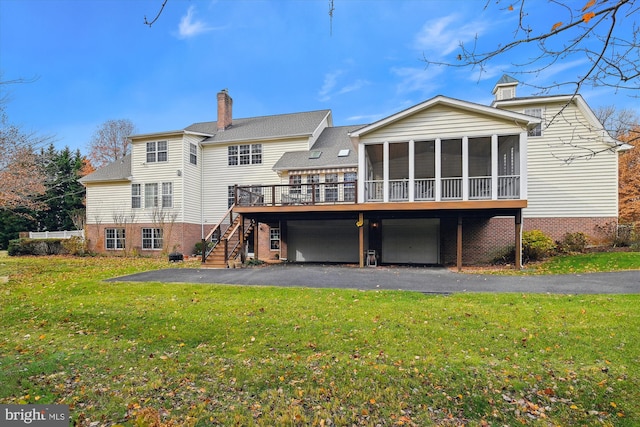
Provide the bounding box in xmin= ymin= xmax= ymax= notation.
xmin=80 ymin=78 xmax=623 ymax=268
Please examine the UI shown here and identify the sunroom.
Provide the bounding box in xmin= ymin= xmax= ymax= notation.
xmin=351 ymin=96 xmax=539 ymax=205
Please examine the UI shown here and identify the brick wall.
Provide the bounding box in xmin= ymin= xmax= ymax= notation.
xmin=441 ymin=216 xmax=617 ymax=265
xmin=86 ymin=222 xmax=202 ymax=257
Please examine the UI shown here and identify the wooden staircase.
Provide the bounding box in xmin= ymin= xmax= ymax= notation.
xmin=202 ymin=206 xmax=254 ymax=268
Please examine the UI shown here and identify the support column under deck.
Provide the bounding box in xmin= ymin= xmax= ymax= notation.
xmin=457 ymin=215 xmax=463 ymax=272
xmin=515 ymin=210 xmax=522 ymax=270
xmin=358 ymin=213 xmax=364 ymax=268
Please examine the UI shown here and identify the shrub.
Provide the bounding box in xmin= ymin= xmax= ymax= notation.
xmin=523 ymin=230 xmax=556 ymax=262
xmin=61 ymin=236 xmax=88 ymax=256
xmin=8 ymin=238 xmax=65 ymax=256
xmin=556 ymin=232 xmax=588 ymax=254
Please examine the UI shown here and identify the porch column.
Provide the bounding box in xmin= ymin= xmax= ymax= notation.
xmin=457 ymin=215 xmax=463 ymax=272
xmin=462 ymin=136 xmax=469 ymax=201
xmin=358 ymin=213 xmax=365 ymax=268
xmin=491 ymin=134 xmax=498 ymax=200
xmin=515 ymin=210 xmax=523 ymax=269
xmin=435 ymin=138 xmax=442 ymax=201
xmin=519 ymin=132 xmax=528 ymax=200
xmin=383 ymin=141 xmax=390 ymax=203
xmin=254 ymin=222 xmax=259 ymax=261
xmin=408 ymin=139 xmax=415 ymax=202
xmin=358 ymin=142 xmax=366 ymax=203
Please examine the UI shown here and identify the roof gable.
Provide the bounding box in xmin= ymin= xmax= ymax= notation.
xmin=349 ymin=95 xmax=540 ymax=138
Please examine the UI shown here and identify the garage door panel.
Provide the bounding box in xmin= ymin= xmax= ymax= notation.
xmin=382 ymin=219 xmax=439 ymax=264
xmin=288 ymin=220 xmax=359 ymax=262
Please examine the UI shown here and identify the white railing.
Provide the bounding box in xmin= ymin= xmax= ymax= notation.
xmin=498 ymin=175 xmax=520 ymax=199
xmin=441 ymin=177 xmax=462 ymax=200
xmin=415 ymin=178 xmax=435 ymax=200
xmin=389 ymin=179 xmax=409 ymax=201
xmin=365 ymin=180 xmax=384 ymax=202
xmin=469 ymin=176 xmax=492 ymax=200
xmin=29 ymin=230 xmax=84 ymax=239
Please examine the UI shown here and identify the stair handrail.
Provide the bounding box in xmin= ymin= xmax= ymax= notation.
xmin=202 ymin=204 xmax=235 ymax=263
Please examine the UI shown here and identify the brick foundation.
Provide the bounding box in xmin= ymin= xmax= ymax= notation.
xmin=442 ymin=216 xmax=617 ymax=265
xmin=85 ymin=222 xmax=203 ymax=257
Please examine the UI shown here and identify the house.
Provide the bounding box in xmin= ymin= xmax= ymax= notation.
xmin=80 ymin=78 xmax=626 ymax=269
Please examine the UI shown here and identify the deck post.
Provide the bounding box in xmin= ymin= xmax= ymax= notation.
xmin=515 ymin=209 xmax=523 ymax=270
xmin=239 ymin=214 xmax=245 ymax=263
xmin=358 ymin=213 xmax=365 ymax=268
xmin=457 ymin=215 xmax=463 ymax=272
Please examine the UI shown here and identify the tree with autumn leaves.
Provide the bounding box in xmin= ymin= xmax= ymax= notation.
xmin=618 ymin=125 xmax=640 ymax=223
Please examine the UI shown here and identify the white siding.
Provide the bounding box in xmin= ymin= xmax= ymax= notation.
xmin=182 ymin=134 xmax=203 ymax=224
xmin=361 ymin=105 xmax=527 ymax=143
xmin=129 ymin=136 xmax=184 ymax=223
xmin=202 ymin=138 xmax=310 ymax=223
xmin=85 ymin=182 xmax=131 ymax=224
xmin=516 ymin=101 xmax=618 ymax=218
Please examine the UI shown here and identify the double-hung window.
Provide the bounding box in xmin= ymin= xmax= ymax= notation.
xmin=228 ymin=144 xmax=262 ymax=165
xmin=142 ymin=228 xmax=163 ymax=250
xmin=145 ymin=183 xmax=158 ymax=208
xmin=189 ymin=143 xmax=197 ymax=165
xmin=131 ymin=184 xmax=141 ymax=208
xmin=146 ymin=141 xmax=168 ymax=163
xmin=105 ymin=228 xmax=125 ymax=250
xmin=162 ymin=182 xmax=173 ymax=208
xmin=270 ymin=227 xmax=280 ymax=250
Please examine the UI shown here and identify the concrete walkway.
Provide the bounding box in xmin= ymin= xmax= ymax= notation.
xmin=106 ymin=264 xmax=640 ymax=294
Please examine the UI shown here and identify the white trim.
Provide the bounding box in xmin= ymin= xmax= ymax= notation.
xmin=519 ymin=132 xmax=528 ymax=200
xmin=349 ymin=95 xmax=541 ymax=137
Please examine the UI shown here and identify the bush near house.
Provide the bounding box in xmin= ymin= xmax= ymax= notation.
xmin=7 ymin=236 xmax=88 ymax=256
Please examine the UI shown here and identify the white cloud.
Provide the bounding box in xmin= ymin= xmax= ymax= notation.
xmin=318 ymin=70 xmax=344 ymax=101
xmin=176 ymin=5 xmax=214 ymax=39
xmin=318 ymin=71 xmax=369 ymax=102
xmin=392 ymin=66 xmax=443 ymax=95
xmin=414 ymin=13 xmax=488 ymax=57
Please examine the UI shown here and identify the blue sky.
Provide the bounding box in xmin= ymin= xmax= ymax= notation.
xmin=1 ymin=0 xmax=638 ymax=154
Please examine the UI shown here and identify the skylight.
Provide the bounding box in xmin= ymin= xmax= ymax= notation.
xmin=338 ymin=149 xmax=350 ymax=157
xmin=309 ymin=151 xmax=322 ymax=159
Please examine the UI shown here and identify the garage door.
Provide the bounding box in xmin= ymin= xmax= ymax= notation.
xmin=382 ymin=218 xmax=439 ymax=264
xmin=287 ymin=220 xmax=359 ymax=262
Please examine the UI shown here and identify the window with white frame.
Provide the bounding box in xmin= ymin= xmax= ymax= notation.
xmin=146 ymin=141 xmax=168 ymax=163
xmin=525 ymin=108 xmax=543 ymax=137
xmin=142 ymin=228 xmax=163 ymax=250
xmin=270 ymin=227 xmax=280 ymax=250
xmin=344 ymin=172 xmax=357 ymax=202
xmin=145 ymin=183 xmax=158 ymax=208
xmin=162 ymin=182 xmax=173 ymax=208
xmin=307 ymin=174 xmax=320 ymax=201
xmin=189 ymin=143 xmax=197 ymax=165
xmin=228 ymin=144 xmax=262 ymax=166
xmin=228 ymin=185 xmax=235 ymax=208
xmin=131 ymin=184 xmax=141 ymax=209
xmin=289 ymin=174 xmax=302 ymax=195
xmin=105 ymin=228 xmax=125 ymax=250
xmin=325 ymin=173 xmax=338 ymax=202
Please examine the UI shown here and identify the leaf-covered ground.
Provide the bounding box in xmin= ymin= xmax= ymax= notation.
xmin=1 ymin=256 xmax=639 ymax=426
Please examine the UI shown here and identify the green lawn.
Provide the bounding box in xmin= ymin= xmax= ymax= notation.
xmin=1 ymin=255 xmax=639 ymax=426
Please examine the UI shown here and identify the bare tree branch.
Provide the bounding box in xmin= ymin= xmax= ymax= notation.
xmin=144 ymin=0 xmax=168 ymax=27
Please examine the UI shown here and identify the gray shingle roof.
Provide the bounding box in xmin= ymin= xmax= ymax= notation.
xmin=185 ymin=110 xmax=332 ymax=144
xmin=79 ymin=154 xmax=131 ymax=184
xmin=273 ymin=125 xmax=363 ymax=171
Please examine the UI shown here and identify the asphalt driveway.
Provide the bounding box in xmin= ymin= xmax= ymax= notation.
xmin=106 ymin=264 xmax=640 ymax=294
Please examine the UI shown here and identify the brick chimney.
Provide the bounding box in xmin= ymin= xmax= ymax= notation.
xmin=217 ymin=89 xmax=233 ymax=131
